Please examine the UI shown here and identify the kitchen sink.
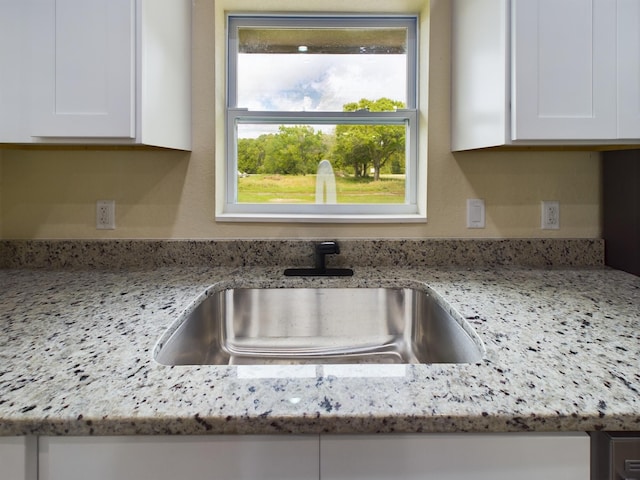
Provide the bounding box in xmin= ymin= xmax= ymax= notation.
xmin=153 ymin=287 xmax=484 ymax=366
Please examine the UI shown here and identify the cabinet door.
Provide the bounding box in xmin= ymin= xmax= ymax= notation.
xmin=617 ymin=0 xmax=640 ymax=139
xmin=39 ymin=435 xmax=318 ymax=480
xmin=512 ymin=0 xmax=617 ymax=140
xmin=0 ymin=436 xmax=37 ymax=480
xmin=321 ymin=433 xmax=589 ymax=480
xmin=29 ymin=0 xmax=135 ymax=138
xmin=0 ymin=1 xmax=30 ymax=142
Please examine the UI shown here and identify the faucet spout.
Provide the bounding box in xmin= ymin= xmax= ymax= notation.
xmin=315 ymin=241 xmax=340 ymax=270
xmin=284 ymin=241 xmax=354 ymax=277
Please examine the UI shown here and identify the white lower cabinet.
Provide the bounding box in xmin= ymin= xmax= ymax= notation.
xmin=38 ymin=435 xmax=318 ymax=480
xmin=320 ymin=433 xmax=590 ymax=480
xmin=0 ymin=436 xmax=37 ymax=480
xmin=37 ymin=433 xmax=590 ymax=480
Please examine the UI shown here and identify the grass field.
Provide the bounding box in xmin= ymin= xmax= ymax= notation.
xmin=238 ymin=174 xmax=405 ymax=204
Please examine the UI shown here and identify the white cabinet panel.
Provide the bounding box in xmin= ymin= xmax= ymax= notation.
xmin=617 ymin=0 xmax=640 ymax=139
xmin=29 ymin=0 xmax=135 ymax=138
xmin=321 ymin=433 xmax=590 ymax=480
xmin=0 ymin=2 xmax=31 ymax=143
xmin=452 ymin=0 xmax=640 ymax=150
xmin=450 ymin=0 xmax=509 ymax=151
xmin=29 ymin=432 xmax=592 ymax=479
xmin=0 ymin=436 xmax=37 ymax=480
xmin=39 ymin=435 xmax=318 ymax=480
xmin=0 ymin=0 xmax=190 ymax=149
xmin=138 ymin=0 xmax=192 ymax=149
xmin=511 ymin=0 xmax=617 ymax=140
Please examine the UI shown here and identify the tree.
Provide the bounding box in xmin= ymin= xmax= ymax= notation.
xmin=262 ymin=125 xmax=328 ymax=175
xmin=237 ymin=136 xmax=266 ymax=174
xmin=333 ymin=98 xmax=406 ymax=180
xmin=333 ymin=130 xmax=371 ymax=177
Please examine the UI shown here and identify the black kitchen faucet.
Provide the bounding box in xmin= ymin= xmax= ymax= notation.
xmin=284 ymin=241 xmax=354 ymax=276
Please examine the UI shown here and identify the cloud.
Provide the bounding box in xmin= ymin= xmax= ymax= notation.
xmin=237 ymin=54 xmax=406 ymax=112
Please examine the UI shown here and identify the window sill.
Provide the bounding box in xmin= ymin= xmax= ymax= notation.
xmin=215 ymin=212 xmax=427 ymax=223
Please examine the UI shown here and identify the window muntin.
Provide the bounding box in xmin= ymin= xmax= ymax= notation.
xmin=224 ymin=15 xmax=420 ymax=220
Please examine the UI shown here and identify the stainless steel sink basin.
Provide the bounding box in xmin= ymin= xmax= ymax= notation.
xmin=154 ymin=287 xmax=484 ymax=366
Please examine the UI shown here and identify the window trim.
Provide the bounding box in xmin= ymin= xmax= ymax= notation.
xmin=218 ymin=13 xmax=426 ymax=223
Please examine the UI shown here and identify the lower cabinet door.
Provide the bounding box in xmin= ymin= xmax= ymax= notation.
xmin=0 ymin=436 xmax=36 ymax=480
xmin=320 ymin=433 xmax=590 ymax=480
xmin=39 ymin=435 xmax=318 ymax=480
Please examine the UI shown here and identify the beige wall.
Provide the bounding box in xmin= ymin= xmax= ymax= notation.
xmin=0 ymin=149 xmax=3 ymax=237
xmin=0 ymin=0 xmax=601 ymax=240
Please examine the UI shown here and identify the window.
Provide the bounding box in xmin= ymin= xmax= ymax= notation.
xmin=219 ymin=14 xmax=424 ymax=222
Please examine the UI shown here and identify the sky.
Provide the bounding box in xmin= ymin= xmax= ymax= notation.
xmin=236 ymin=53 xmax=406 ymax=137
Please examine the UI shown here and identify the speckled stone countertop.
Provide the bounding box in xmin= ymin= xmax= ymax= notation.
xmin=1 ymin=263 xmax=638 ymax=436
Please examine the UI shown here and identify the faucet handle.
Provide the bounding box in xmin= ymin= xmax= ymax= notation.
xmin=316 ymin=240 xmax=340 ymax=255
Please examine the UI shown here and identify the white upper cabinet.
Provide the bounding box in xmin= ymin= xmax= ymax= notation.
xmin=451 ymin=0 xmax=640 ymax=150
xmin=511 ymin=0 xmax=617 ymax=141
xmin=30 ymin=0 xmax=136 ymax=138
xmin=0 ymin=0 xmax=191 ymax=150
xmin=0 ymin=2 xmax=30 ymax=142
xmin=30 ymin=0 xmax=136 ymax=139
xmin=617 ymin=0 xmax=640 ymax=139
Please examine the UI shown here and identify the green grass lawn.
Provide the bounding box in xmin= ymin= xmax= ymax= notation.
xmin=238 ymin=174 xmax=406 ymax=204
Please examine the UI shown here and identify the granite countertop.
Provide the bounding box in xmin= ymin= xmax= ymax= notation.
xmin=1 ymin=265 xmax=639 ymax=436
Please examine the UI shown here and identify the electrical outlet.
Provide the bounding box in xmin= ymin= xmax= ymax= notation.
xmin=541 ymin=201 xmax=560 ymax=230
xmin=96 ymin=200 xmax=116 ymax=230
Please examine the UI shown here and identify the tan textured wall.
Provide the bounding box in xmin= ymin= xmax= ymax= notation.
xmin=0 ymin=149 xmax=3 ymax=238
xmin=0 ymin=0 xmax=601 ymax=240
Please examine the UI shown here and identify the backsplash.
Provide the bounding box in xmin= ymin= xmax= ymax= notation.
xmin=0 ymin=239 xmax=604 ymax=269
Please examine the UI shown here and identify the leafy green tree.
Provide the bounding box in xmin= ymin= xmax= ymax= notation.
xmin=262 ymin=125 xmax=327 ymax=175
xmin=334 ymin=98 xmax=406 ymax=180
xmin=237 ymin=136 xmax=266 ymax=174
xmin=333 ymin=131 xmax=371 ymax=177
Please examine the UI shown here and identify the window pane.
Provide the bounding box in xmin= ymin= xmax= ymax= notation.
xmin=236 ymin=26 xmax=408 ymax=111
xmin=236 ymin=122 xmax=407 ymax=204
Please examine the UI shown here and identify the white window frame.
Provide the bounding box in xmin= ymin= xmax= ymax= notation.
xmin=217 ymin=12 xmax=426 ymax=223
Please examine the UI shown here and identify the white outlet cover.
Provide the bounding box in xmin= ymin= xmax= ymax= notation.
xmin=541 ymin=201 xmax=560 ymax=230
xmin=467 ymin=199 xmax=485 ymax=228
xmin=96 ymin=200 xmax=116 ymax=230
